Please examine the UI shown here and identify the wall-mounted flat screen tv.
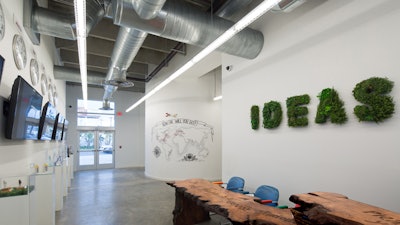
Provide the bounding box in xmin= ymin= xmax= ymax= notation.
xmin=53 ymin=114 xmax=64 ymax=141
xmin=61 ymin=119 xmax=68 ymax=141
xmin=5 ymin=76 xmax=43 ymax=140
xmin=38 ymin=102 xmax=57 ymax=140
xmin=0 ymin=55 xmax=4 ymax=85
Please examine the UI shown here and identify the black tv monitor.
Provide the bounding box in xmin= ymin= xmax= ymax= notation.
xmin=61 ymin=119 xmax=68 ymax=141
xmin=53 ymin=114 xmax=64 ymax=141
xmin=38 ymin=102 xmax=57 ymax=140
xmin=0 ymin=55 xmax=4 ymax=85
xmin=5 ymin=76 xmax=43 ymax=140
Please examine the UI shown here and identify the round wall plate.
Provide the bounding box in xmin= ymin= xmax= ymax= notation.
xmin=48 ymin=79 xmax=54 ymax=105
xmin=41 ymin=73 xmax=48 ymax=95
xmin=30 ymin=59 xmax=39 ymax=85
xmin=0 ymin=2 xmax=5 ymax=41
xmin=12 ymin=34 xmax=27 ymax=70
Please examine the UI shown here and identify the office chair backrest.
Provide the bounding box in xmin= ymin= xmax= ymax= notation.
xmin=254 ymin=185 xmax=279 ymax=207
xmin=226 ymin=176 xmax=245 ymax=193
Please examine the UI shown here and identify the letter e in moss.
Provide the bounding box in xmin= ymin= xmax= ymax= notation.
xmin=353 ymin=77 xmax=395 ymax=122
xmin=286 ymin=94 xmax=310 ymax=127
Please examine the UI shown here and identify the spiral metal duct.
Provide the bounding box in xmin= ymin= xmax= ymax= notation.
xmin=113 ymin=0 xmax=264 ymax=59
xmin=31 ymin=0 xmax=105 ymax=40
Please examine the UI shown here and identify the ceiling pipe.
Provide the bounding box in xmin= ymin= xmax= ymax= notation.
xmin=113 ymin=0 xmax=264 ymax=59
xmin=54 ymin=65 xmax=106 ymax=85
xmin=102 ymin=27 xmax=148 ymax=102
xmin=132 ymin=0 xmax=167 ymax=20
xmin=30 ymin=0 xmax=105 ymax=40
xmin=215 ymin=0 xmax=253 ymax=19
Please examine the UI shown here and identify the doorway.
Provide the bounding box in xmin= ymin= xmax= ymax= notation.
xmin=78 ymin=129 xmax=115 ymax=170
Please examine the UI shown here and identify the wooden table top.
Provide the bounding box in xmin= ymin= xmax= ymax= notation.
xmin=290 ymin=192 xmax=400 ymax=225
xmin=168 ymin=178 xmax=296 ymax=225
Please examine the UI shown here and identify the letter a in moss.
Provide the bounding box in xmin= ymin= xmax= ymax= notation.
xmin=353 ymin=77 xmax=395 ymax=122
xmin=250 ymin=105 xmax=260 ymax=130
xmin=315 ymin=88 xmax=347 ymax=124
xmin=286 ymin=94 xmax=310 ymax=127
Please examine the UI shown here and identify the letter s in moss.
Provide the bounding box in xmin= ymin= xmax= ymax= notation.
xmin=353 ymin=77 xmax=395 ymax=122
xmin=286 ymin=94 xmax=310 ymax=127
xmin=250 ymin=105 xmax=260 ymax=130
xmin=315 ymin=88 xmax=347 ymax=124
xmin=263 ymin=101 xmax=282 ymax=129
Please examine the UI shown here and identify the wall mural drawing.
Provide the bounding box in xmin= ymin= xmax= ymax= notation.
xmin=151 ymin=118 xmax=214 ymax=162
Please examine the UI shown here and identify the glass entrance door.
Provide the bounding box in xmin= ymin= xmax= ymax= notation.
xmin=78 ymin=130 xmax=115 ymax=170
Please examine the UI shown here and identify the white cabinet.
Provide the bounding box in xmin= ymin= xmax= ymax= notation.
xmin=33 ymin=172 xmax=55 ymax=225
xmin=54 ymin=166 xmax=64 ymax=211
xmin=0 ymin=194 xmax=30 ymax=225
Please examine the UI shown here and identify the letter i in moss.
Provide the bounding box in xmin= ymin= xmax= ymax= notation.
xmin=251 ymin=105 xmax=260 ymax=130
xmin=315 ymin=88 xmax=347 ymax=124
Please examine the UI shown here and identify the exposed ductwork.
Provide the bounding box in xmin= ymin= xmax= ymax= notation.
xmin=215 ymin=0 xmax=253 ymax=19
xmin=132 ymin=0 xmax=167 ymax=20
xmin=113 ymin=0 xmax=264 ymax=59
xmin=30 ymin=0 xmax=105 ymax=40
xmin=272 ymin=0 xmax=307 ymax=12
xmin=54 ymin=65 xmax=105 ymax=85
xmin=102 ymin=27 xmax=148 ymax=102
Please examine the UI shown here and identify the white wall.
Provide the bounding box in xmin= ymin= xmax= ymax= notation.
xmin=145 ymin=45 xmax=222 ymax=180
xmin=0 ymin=0 xmax=66 ymax=178
xmin=222 ymin=0 xmax=400 ymax=212
xmin=65 ymin=85 xmax=145 ymax=169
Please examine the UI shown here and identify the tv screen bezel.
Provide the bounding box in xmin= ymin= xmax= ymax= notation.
xmin=5 ymin=76 xmax=43 ymax=140
xmin=38 ymin=101 xmax=58 ymax=141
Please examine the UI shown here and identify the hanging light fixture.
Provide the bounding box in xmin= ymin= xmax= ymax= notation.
xmin=74 ymin=0 xmax=88 ymax=109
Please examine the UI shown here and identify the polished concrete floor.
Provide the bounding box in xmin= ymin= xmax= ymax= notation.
xmin=55 ymin=168 xmax=175 ymax=225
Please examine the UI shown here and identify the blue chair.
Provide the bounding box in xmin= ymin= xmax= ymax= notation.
xmin=254 ymin=185 xmax=280 ymax=207
xmin=213 ymin=176 xmax=248 ymax=194
xmin=226 ymin=176 xmax=246 ymax=193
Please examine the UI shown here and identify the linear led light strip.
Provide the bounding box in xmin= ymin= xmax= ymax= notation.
xmin=74 ymin=0 xmax=88 ymax=109
xmin=125 ymin=0 xmax=282 ymax=112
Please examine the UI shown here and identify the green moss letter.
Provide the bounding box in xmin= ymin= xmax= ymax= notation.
xmin=315 ymin=88 xmax=347 ymax=124
xmin=250 ymin=105 xmax=260 ymax=130
xmin=353 ymin=77 xmax=395 ymax=122
xmin=262 ymin=101 xmax=282 ymax=129
xmin=286 ymin=94 xmax=310 ymax=127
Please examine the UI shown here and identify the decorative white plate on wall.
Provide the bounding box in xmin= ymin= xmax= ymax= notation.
xmin=48 ymin=79 xmax=54 ymax=105
xmin=30 ymin=58 xmax=39 ymax=86
xmin=12 ymin=34 xmax=27 ymax=70
xmin=41 ymin=73 xmax=48 ymax=95
xmin=0 ymin=2 xmax=5 ymax=41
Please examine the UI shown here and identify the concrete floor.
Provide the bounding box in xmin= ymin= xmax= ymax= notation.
xmin=55 ymin=168 xmax=175 ymax=225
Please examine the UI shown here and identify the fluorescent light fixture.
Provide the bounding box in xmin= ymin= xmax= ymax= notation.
xmin=74 ymin=0 xmax=88 ymax=108
xmin=213 ymin=95 xmax=222 ymax=101
xmin=125 ymin=0 xmax=282 ymax=112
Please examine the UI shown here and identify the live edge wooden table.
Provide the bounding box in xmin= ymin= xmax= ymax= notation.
xmin=168 ymin=179 xmax=400 ymax=225
xmin=167 ymin=178 xmax=296 ymax=225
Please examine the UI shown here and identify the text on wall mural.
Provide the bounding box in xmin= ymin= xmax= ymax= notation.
xmin=250 ymin=77 xmax=395 ymax=129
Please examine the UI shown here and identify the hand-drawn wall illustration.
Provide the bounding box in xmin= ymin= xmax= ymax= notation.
xmin=151 ymin=118 xmax=214 ymax=162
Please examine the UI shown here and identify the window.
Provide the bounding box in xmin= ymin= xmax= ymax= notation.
xmin=77 ymin=100 xmax=115 ymax=127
